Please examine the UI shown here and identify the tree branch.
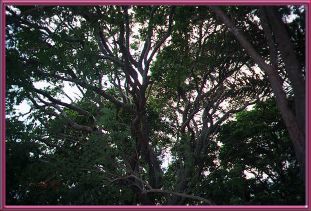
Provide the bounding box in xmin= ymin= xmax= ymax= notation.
xmin=32 ymin=87 xmax=92 ymax=117
xmin=110 ymin=174 xmax=213 ymax=205
xmin=145 ymin=7 xmax=175 ymax=70
xmin=35 ymin=70 xmax=127 ymax=109
xmin=145 ymin=189 xmax=213 ymax=205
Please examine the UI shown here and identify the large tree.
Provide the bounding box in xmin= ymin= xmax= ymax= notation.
xmin=5 ymin=5 xmax=305 ymax=205
xmin=211 ymin=6 xmax=306 ymax=180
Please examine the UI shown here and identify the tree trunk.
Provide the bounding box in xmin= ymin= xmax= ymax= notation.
xmin=264 ymin=7 xmax=305 ymax=132
xmin=167 ymin=164 xmax=193 ymax=204
xmin=211 ymin=6 xmax=305 ymax=181
xmin=131 ymin=109 xmax=163 ymax=189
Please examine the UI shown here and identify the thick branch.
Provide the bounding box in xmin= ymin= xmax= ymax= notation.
xmin=32 ymin=87 xmax=92 ymax=117
xmin=139 ymin=7 xmax=157 ymax=70
xmin=145 ymin=7 xmax=175 ymax=70
xmin=35 ymin=71 xmax=126 ymax=109
xmin=211 ymin=6 xmax=305 ymax=179
xmin=264 ymin=7 xmax=305 ymax=131
xmin=145 ymin=189 xmax=213 ymax=205
xmin=258 ymin=8 xmax=278 ymax=69
xmin=111 ymin=174 xmax=213 ymax=205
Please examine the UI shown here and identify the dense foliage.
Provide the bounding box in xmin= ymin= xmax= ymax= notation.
xmin=5 ymin=5 xmax=305 ymax=205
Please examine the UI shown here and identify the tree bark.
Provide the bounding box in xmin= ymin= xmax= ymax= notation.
xmin=130 ymin=107 xmax=163 ymax=188
xmin=211 ymin=6 xmax=305 ymax=180
xmin=264 ymin=7 xmax=305 ymax=132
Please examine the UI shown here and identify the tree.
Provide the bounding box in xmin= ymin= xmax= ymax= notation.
xmin=205 ymin=99 xmax=304 ymax=205
xmin=211 ymin=6 xmax=305 ymax=180
xmin=5 ymin=5 xmax=305 ymax=205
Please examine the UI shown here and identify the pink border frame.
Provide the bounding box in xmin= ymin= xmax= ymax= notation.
xmin=0 ymin=0 xmax=310 ymax=210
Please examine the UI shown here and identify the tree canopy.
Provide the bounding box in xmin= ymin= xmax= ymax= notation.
xmin=5 ymin=5 xmax=305 ymax=205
